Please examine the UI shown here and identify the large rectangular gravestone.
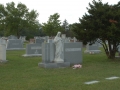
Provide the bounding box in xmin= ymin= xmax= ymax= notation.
xmin=23 ymin=43 xmax=42 ymax=57
xmin=64 ymin=42 xmax=82 ymax=64
xmin=6 ymin=39 xmax=25 ymax=50
xmin=38 ymin=43 xmax=70 ymax=68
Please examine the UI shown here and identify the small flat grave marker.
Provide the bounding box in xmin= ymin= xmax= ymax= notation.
xmin=84 ymin=80 xmax=99 ymax=85
xmin=105 ymin=76 xmax=119 ymax=80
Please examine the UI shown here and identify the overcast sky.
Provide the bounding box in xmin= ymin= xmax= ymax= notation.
xmin=0 ymin=0 xmax=119 ymax=24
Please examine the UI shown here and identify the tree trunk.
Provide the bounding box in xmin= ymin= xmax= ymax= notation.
xmin=108 ymin=50 xmax=116 ymax=59
xmin=103 ymin=40 xmax=116 ymax=59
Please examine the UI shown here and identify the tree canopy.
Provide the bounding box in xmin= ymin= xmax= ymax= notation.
xmin=72 ymin=0 xmax=120 ymax=59
xmin=0 ymin=2 xmax=40 ymax=38
xmin=42 ymin=13 xmax=62 ymax=36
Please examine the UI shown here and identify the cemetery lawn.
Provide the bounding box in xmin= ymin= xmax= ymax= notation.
xmin=0 ymin=48 xmax=120 ymax=90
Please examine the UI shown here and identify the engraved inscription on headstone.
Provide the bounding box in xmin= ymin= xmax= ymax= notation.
xmin=22 ymin=43 xmax=42 ymax=56
xmin=64 ymin=42 xmax=82 ymax=64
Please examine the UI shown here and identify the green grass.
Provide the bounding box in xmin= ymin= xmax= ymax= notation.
xmin=0 ymin=48 xmax=120 ymax=90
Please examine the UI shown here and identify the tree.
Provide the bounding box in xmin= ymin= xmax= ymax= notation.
xmin=61 ymin=19 xmax=69 ymax=33
xmin=42 ymin=13 xmax=62 ymax=36
xmin=0 ymin=4 xmax=7 ymax=36
xmin=0 ymin=2 xmax=40 ymax=38
xmin=72 ymin=0 xmax=120 ymax=59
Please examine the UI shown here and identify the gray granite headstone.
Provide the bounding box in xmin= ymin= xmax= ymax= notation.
xmin=47 ymin=39 xmax=53 ymax=43
xmin=0 ymin=40 xmax=8 ymax=63
xmin=23 ymin=43 xmax=42 ymax=57
xmin=41 ymin=42 xmax=55 ymax=63
xmin=6 ymin=39 xmax=24 ymax=50
xmin=38 ymin=42 xmax=70 ymax=68
xmin=35 ymin=39 xmax=44 ymax=44
xmin=44 ymin=36 xmax=49 ymax=42
xmin=8 ymin=35 xmax=17 ymax=39
xmin=64 ymin=42 xmax=82 ymax=64
xmin=84 ymin=42 xmax=101 ymax=53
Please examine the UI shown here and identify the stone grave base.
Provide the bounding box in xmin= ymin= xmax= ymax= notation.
xmin=84 ymin=50 xmax=101 ymax=53
xmin=6 ymin=48 xmax=25 ymax=50
xmin=38 ymin=62 xmax=70 ymax=68
xmin=0 ymin=60 xmax=8 ymax=63
xmin=22 ymin=54 xmax=42 ymax=57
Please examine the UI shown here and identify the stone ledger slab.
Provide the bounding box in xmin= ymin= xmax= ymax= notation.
xmin=38 ymin=62 xmax=70 ymax=68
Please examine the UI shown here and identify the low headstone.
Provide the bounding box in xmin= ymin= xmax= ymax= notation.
xmin=6 ymin=39 xmax=25 ymax=50
xmin=65 ymin=38 xmax=70 ymax=43
xmin=8 ymin=35 xmax=17 ymax=39
xmin=35 ymin=38 xmax=44 ymax=44
xmin=84 ymin=42 xmax=101 ymax=53
xmin=23 ymin=43 xmax=42 ymax=57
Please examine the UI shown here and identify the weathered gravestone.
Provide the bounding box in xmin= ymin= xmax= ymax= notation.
xmin=38 ymin=42 xmax=83 ymax=68
xmin=0 ymin=39 xmax=8 ymax=63
xmin=23 ymin=43 xmax=42 ymax=57
xmin=6 ymin=39 xmax=25 ymax=50
xmin=84 ymin=42 xmax=101 ymax=53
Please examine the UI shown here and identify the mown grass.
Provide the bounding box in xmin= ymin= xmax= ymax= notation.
xmin=0 ymin=47 xmax=120 ymax=90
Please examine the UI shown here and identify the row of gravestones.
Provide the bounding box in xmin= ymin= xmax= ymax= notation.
xmin=0 ymin=35 xmax=104 ymax=68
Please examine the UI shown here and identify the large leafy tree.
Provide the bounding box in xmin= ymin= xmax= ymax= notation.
xmin=0 ymin=2 xmax=40 ymax=38
xmin=42 ymin=13 xmax=62 ymax=36
xmin=0 ymin=4 xmax=6 ymax=36
xmin=72 ymin=0 xmax=120 ymax=59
